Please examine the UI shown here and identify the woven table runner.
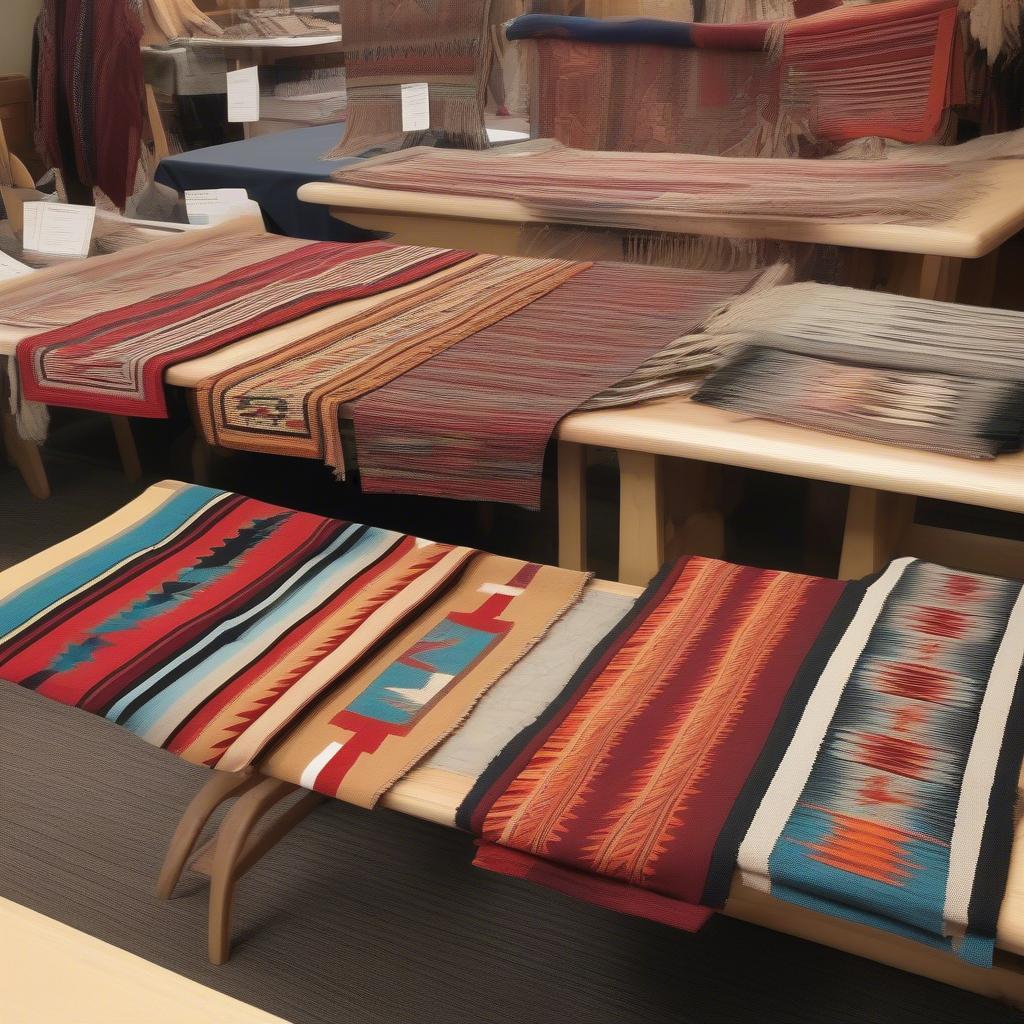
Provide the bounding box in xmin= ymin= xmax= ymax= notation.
xmin=461 ymin=555 xmax=1024 ymax=965
xmin=195 ymin=252 xmax=586 ymax=474
xmin=16 ymin=240 xmax=470 ymax=418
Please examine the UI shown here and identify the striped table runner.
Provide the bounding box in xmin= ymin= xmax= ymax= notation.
xmin=195 ymin=253 xmax=587 ymax=474
xmin=15 ymin=240 xmax=471 ymax=418
xmin=352 ymin=262 xmax=767 ymax=507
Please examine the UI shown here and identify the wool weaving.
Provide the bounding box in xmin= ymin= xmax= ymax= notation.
xmin=194 ymin=252 xmax=587 ymax=475
xmin=460 ymin=557 xmax=853 ymax=930
xmin=701 ymin=281 xmax=1024 ymax=381
xmin=324 ymin=0 xmax=493 ymax=159
xmin=15 ymin=238 xmax=471 ymax=419
xmin=261 ymin=553 xmax=590 ymax=808
xmin=693 ymin=347 xmax=1024 ymax=460
xmin=34 ymin=0 xmax=145 ymax=209
xmin=737 ymin=557 xmax=1024 ymax=965
xmin=506 ymin=0 xmax=959 ymax=155
xmin=351 ymin=263 xmax=768 ymax=507
xmin=461 ymin=555 xmax=1024 ymax=965
xmin=333 ymin=140 xmax=973 ymax=228
xmin=0 ymin=482 xmax=484 ymax=771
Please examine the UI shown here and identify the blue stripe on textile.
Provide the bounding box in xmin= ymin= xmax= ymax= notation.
xmin=506 ymin=14 xmax=695 ymax=46
xmin=0 ymin=485 xmax=225 ymax=638
xmin=107 ymin=524 xmax=397 ymax=734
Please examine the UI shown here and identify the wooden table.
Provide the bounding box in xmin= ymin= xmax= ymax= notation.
xmin=4 ymin=256 xmax=1021 ymax=587
xmin=297 ymin=159 xmax=1024 ymax=302
xmin=556 ymin=397 xmax=1024 ymax=585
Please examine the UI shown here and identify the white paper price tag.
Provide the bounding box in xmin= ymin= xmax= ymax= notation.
xmin=227 ymin=65 xmax=260 ymax=123
xmin=0 ymin=251 xmax=34 ymax=278
xmin=401 ymin=82 xmax=430 ymax=132
xmin=22 ymin=203 xmax=96 ymax=257
xmin=185 ymin=188 xmax=259 ymax=225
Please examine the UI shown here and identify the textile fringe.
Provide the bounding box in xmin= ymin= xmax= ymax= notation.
xmin=6 ymin=358 xmax=49 ymax=445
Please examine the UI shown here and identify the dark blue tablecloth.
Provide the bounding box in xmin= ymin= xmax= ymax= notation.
xmin=155 ymin=124 xmax=371 ymax=241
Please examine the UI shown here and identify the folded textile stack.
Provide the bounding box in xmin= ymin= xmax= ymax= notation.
xmin=193 ymin=8 xmax=340 ymax=40
xmin=692 ymin=282 xmax=1024 ymax=459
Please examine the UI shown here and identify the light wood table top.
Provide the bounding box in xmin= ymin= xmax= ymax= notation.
xmin=558 ymin=397 xmax=1024 ymax=514
xmin=299 ymin=159 xmax=1024 ymax=259
xmin=0 ymin=898 xmax=289 ymax=1024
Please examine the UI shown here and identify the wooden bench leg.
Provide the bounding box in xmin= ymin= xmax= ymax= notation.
xmin=838 ymin=486 xmax=916 ymax=580
xmin=557 ymin=440 xmax=587 ymax=572
xmin=156 ymin=769 xmax=260 ymax=900
xmin=1 ymin=376 xmax=50 ymax=500
xmin=618 ymin=449 xmax=664 ymax=586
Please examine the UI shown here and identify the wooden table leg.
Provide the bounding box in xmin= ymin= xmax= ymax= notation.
xmin=109 ymin=416 xmax=142 ymax=482
xmin=1 ymin=375 xmax=50 ymax=500
xmin=618 ymin=449 xmax=664 ymax=586
xmin=557 ymin=440 xmax=587 ymax=572
xmin=838 ymin=486 xmax=916 ymax=580
xmin=156 ymin=769 xmax=260 ymax=900
xmin=885 ymin=252 xmax=963 ymax=302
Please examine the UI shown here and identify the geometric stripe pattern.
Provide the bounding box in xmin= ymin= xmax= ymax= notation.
xmin=463 ymin=556 xmax=1024 ymax=965
xmin=16 ymin=237 xmax=471 ymax=418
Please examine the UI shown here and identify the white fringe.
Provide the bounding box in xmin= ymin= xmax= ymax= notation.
xmin=963 ymin=0 xmax=1024 ymax=64
xmin=6 ymin=358 xmax=49 ymax=445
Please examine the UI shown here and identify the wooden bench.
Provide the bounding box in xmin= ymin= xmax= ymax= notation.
xmin=297 ymin=162 xmax=1024 ymax=304
xmin=159 ymin=683 xmax=1024 ymax=1007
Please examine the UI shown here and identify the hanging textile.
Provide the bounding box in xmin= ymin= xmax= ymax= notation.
xmin=0 ymin=481 xmax=589 ymax=784
xmin=461 ymin=555 xmax=1024 ymax=966
xmin=334 ymin=140 xmax=972 ymax=227
xmin=34 ymin=0 xmax=145 ymax=209
xmin=506 ymin=0 xmax=960 ymax=155
xmin=693 ymin=347 xmax=1024 ymax=459
xmin=15 ymin=238 xmax=470 ymax=419
xmin=351 ymin=263 xmax=767 ymax=508
xmin=324 ymin=0 xmax=494 ymax=159
xmin=195 ymin=253 xmax=587 ymax=475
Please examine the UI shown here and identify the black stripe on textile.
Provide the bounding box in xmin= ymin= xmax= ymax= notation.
xmin=967 ymin=584 xmax=1024 ymax=941
xmin=76 ymin=516 xmax=351 ymax=712
xmin=4 ymin=494 xmax=245 ymax=683
xmin=454 ymin=559 xmax=684 ymax=834
xmin=699 ymin=572 xmax=875 ymax=909
xmin=106 ymin=522 xmax=371 ymax=725
xmin=158 ymin=525 xmax=435 ymax=751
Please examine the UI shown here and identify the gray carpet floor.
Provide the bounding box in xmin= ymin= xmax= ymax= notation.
xmin=2 ymin=435 xmax=1024 ymax=1023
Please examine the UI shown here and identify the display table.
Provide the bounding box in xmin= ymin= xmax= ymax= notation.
xmin=156 ymin=124 xmax=365 ymax=240
xmin=297 ymin=159 xmax=1024 ymax=301
xmin=556 ymin=398 xmax=1024 ymax=585
xmin=4 ymin=262 xmax=1021 ymax=583
xmin=156 ymin=124 xmax=532 ymax=241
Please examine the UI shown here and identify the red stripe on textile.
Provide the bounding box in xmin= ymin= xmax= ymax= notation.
xmin=17 ymin=246 xmax=473 ymax=418
xmin=472 ymin=842 xmax=713 ymax=932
